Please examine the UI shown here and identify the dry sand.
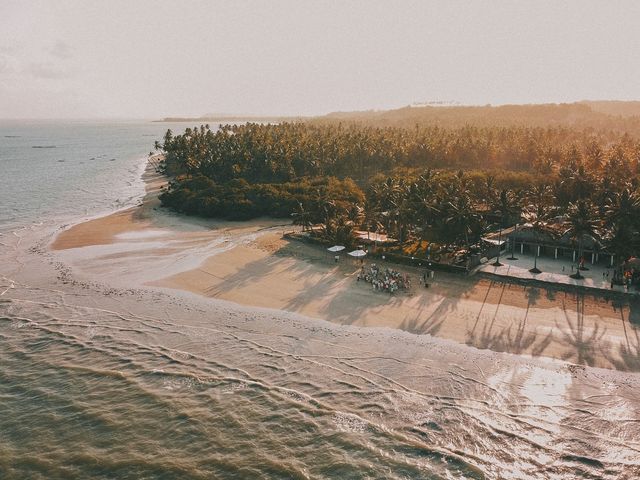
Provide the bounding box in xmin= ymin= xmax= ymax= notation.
xmin=155 ymin=232 xmax=640 ymax=371
xmin=50 ymin=162 xmax=640 ymax=372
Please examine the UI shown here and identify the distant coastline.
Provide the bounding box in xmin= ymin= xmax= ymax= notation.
xmin=154 ymin=101 xmax=640 ymax=125
xmin=154 ymin=115 xmax=304 ymax=123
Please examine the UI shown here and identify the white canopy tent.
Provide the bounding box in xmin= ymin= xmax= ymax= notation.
xmin=481 ymin=237 xmax=507 ymax=246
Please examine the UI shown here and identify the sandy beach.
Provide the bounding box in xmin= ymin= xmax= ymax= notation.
xmin=51 ymin=162 xmax=640 ymax=372
xmin=12 ymin=155 xmax=640 ymax=480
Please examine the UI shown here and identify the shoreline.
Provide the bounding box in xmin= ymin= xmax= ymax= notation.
xmin=4 ymin=137 xmax=639 ymax=480
xmin=50 ymin=157 xmax=640 ymax=372
xmin=50 ymin=155 xmax=164 ymax=250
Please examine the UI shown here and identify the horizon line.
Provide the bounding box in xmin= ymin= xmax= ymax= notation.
xmin=2 ymin=99 xmax=640 ymax=122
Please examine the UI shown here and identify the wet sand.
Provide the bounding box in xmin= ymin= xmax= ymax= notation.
xmin=51 ymin=162 xmax=164 ymax=250
xmin=51 ymin=162 xmax=640 ymax=372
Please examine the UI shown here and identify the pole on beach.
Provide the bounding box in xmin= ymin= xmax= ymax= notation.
xmin=507 ymin=224 xmax=518 ymax=260
xmin=492 ymin=226 xmax=503 ymax=267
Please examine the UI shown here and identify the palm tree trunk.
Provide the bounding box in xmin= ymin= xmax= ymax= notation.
xmin=508 ymin=223 xmax=518 ymax=260
xmin=529 ymin=242 xmax=542 ymax=273
xmin=573 ymin=238 xmax=583 ymax=279
xmin=492 ymin=226 xmax=503 ymax=266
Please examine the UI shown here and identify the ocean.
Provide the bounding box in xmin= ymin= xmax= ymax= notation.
xmin=1 ymin=121 xmax=639 ymax=479
xmin=0 ymin=120 xmax=189 ymax=233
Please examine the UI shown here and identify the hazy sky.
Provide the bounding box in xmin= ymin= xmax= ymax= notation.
xmin=1 ymin=0 xmax=640 ymax=119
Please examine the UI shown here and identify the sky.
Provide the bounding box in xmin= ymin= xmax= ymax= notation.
xmin=1 ymin=0 xmax=640 ymax=119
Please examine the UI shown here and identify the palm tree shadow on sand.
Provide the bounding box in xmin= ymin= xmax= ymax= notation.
xmin=466 ymin=316 xmax=553 ymax=356
xmin=395 ymin=297 xmax=458 ymax=336
xmin=466 ymin=283 xmax=552 ymax=356
xmin=600 ymin=299 xmax=640 ymax=371
xmin=556 ymin=293 xmax=607 ymax=367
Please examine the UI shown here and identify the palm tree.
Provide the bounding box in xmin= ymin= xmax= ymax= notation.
xmin=444 ymin=192 xmax=481 ymax=250
xmin=603 ymin=187 xmax=640 ymax=279
xmin=347 ymin=204 xmax=365 ymax=227
xmin=291 ymin=201 xmax=312 ymax=232
xmin=521 ymin=184 xmax=555 ymax=271
xmin=319 ymin=198 xmax=338 ymax=237
xmin=492 ymin=188 xmax=520 ymax=266
xmin=326 ymin=213 xmax=356 ymax=247
xmin=521 ymin=209 xmax=552 ymax=273
xmin=558 ymin=162 xmax=593 ymax=205
xmin=606 ymin=223 xmax=635 ymax=282
xmin=484 ymin=174 xmax=496 ymax=198
xmin=604 ymin=187 xmax=640 ymax=229
xmin=414 ymin=195 xmax=440 ymax=245
xmin=370 ymin=177 xmax=401 ymax=236
xmin=363 ymin=203 xmax=383 ymax=235
xmin=565 ymin=200 xmax=600 ymax=279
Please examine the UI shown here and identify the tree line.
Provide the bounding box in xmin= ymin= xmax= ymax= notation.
xmin=155 ymin=121 xmax=640 ymax=269
xmin=157 ymin=122 xmax=639 ymax=183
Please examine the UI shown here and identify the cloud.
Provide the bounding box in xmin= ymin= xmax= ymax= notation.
xmin=0 ymin=55 xmax=9 ymax=73
xmin=0 ymin=45 xmax=19 ymax=55
xmin=0 ymin=51 xmax=18 ymax=77
xmin=24 ymin=61 xmax=72 ymax=79
xmin=49 ymin=40 xmax=72 ymax=60
xmin=20 ymin=41 xmax=76 ymax=78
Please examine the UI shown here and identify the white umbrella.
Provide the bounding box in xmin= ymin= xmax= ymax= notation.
xmin=327 ymin=245 xmax=346 ymax=253
xmin=348 ymin=249 xmax=367 ymax=258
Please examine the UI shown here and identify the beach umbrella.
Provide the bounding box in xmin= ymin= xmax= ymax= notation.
xmin=327 ymin=245 xmax=346 ymax=252
xmin=348 ymin=249 xmax=367 ymax=258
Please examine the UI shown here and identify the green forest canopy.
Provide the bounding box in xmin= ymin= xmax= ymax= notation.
xmin=156 ymin=102 xmax=640 ymax=260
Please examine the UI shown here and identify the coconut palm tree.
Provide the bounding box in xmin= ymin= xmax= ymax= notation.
xmin=606 ymin=223 xmax=635 ymax=282
xmin=370 ymin=177 xmax=401 ymax=236
xmin=291 ymin=201 xmax=312 ymax=232
xmin=484 ymin=174 xmax=497 ymax=205
xmin=603 ymin=187 xmax=640 ymax=278
xmin=558 ymin=162 xmax=593 ymax=206
xmin=347 ymin=204 xmax=364 ymax=224
xmin=444 ymin=192 xmax=481 ymax=250
xmin=491 ymin=188 xmax=521 ymax=266
xmin=326 ymin=213 xmax=357 ymax=247
xmin=565 ymin=200 xmax=600 ymax=279
xmin=521 ymin=209 xmax=553 ymax=273
xmin=604 ymin=187 xmax=640 ymax=230
xmin=363 ymin=203 xmax=383 ymax=235
xmin=521 ymin=184 xmax=555 ymax=271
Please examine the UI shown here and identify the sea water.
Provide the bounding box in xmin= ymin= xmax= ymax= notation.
xmin=0 ymin=120 xmax=189 ymax=232
xmin=1 ymin=121 xmax=640 ymax=479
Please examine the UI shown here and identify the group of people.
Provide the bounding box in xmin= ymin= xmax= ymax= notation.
xmin=620 ymin=268 xmax=639 ymax=291
xmin=357 ymin=264 xmax=411 ymax=293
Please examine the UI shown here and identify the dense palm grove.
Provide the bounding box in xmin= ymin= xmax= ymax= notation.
xmin=156 ymin=119 xmax=640 ymax=270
